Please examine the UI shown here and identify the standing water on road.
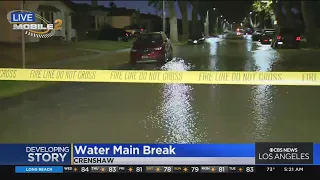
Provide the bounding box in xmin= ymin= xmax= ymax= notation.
xmin=0 ymin=37 xmax=320 ymax=143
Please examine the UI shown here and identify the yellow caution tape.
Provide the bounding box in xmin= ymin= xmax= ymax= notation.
xmin=0 ymin=68 xmax=319 ymax=86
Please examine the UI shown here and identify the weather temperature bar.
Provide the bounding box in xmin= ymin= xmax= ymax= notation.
xmin=57 ymin=165 xmax=319 ymax=173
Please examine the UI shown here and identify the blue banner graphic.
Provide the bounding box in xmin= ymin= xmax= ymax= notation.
xmin=314 ymin=144 xmax=320 ymax=165
xmin=15 ymin=166 xmax=63 ymax=173
xmin=73 ymin=144 xmax=255 ymax=157
xmin=0 ymin=144 xmax=71 ymax=165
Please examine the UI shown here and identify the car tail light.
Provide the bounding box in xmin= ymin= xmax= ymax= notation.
xmin=296 ymin=36 xmax=301 ymax=41
xmin=154 ymin=47 xmax=162 ymax=50
xmin=277 ymin=36 xmax=281 ymax=40
xmin=141 ymin=28 xmax=144 ymax=31
xmin=126 ymin=33 xmax=128 ymax=36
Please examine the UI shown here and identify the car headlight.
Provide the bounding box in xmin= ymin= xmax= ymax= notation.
xmin=193 ymin=40 xmax=197 ymax=43
xmin=131 ymin=49 xmax=137 ymax=52
xmin=200 ymin=37 xmax=205 ymax=40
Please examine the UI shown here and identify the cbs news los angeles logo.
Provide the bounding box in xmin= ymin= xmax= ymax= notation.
xmin=7 ymin=10 xmax=62 ymax=39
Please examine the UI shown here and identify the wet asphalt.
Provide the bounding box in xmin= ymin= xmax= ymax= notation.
xmin=1 ymin=35 xmax=320 ymax=143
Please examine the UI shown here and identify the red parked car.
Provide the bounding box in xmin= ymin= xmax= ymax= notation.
xmin=130 ymin=32 xmax=173 ymax=65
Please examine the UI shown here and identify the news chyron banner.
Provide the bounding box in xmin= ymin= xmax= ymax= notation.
xmin=71 ymin=144 xmax=254 ymax=165
xmin=0 ymin=143 xmax=319 ymax=166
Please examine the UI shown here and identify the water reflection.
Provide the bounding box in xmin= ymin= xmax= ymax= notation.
xmin=147 ymin=59 xmax=206 ymax=143
xmin=247 ymin=43 xmax=278 ymax=141
xmin=245 ymin=35 xmax=253 ymax=51
xmin=207 ymin=38 xmax=220 ymax=71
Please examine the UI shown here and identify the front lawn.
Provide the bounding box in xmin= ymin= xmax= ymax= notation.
xmin=74 ymin=39 xmax=135 ymax=51
xmin=0 ymin=43 xmax=98 ymax=68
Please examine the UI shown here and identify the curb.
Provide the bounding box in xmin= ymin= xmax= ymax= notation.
xmin=300 ymin=48 xmax=320 ymax=52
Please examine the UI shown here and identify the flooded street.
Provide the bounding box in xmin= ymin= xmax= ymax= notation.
xmin=1 ymin=36 xmax=320 ymax=143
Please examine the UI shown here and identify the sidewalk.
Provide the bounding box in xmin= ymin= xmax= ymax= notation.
xmin=300 ymin=48 xmax=320 ymax=52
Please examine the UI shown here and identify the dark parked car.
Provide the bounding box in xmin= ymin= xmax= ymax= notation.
xmin=130 ymin=32 xmax=173 ymax=65
xmin=188 ymin=32 xmax=205 ymax=44
xmin=271 ymin=28 xmax=301 ymax=49
xmin=99 ymin=27 xmax=129 ymax=41
xmin=124 ymin=24 xmax=145 ymax=36
xmin=252 ymin=30 xmax=263 ymax=41
xmin=260 ymin=29 xmax=276 ymax=44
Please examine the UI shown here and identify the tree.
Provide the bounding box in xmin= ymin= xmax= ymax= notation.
xmin=178 ymin=1 xmax=189 ymax=41
xmin=251 ymin=0 xmax=273 ymax=28
xmin=148 ymin=0 xmax=179 ymax=43
xmin=109 ymin=1 xmax=117 ymax=8
xmin=189 ymin=1 xmax=199 ymax=36
xmin=167 ymin=1 xmax=179 ymax=43
xmin=301 ymin=1 xmax=319 ymax=47
xmin=253 ymin=0 xmax=302 ymax=29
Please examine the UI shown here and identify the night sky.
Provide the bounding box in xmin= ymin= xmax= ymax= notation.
xmin=73 ymin=1 xmax=253 ymax=22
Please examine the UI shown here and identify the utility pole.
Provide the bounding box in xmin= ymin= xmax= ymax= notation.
xmin=162 ymin=0 xmax=165 ymax=33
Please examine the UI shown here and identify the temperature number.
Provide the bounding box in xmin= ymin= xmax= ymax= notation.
xmin=219 ymin=167 xmax=225 ymax=172
xmin=109 ymin=167 xmax=117 ymax=172
xmin=191 ymin=167 xmax=199 ymax=172
xmin=136 ymin=167 xmax=143 ymax=172
xmin=81 ymin=167 xmax=89 ymax=172
xmin=246 ymin=167 xmax=254 ymax=173
xmin=164 ymin=167 xmax=172 ymax=172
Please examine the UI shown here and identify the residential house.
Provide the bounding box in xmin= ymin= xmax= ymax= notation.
xmin=107 ymin=8 xmax=140 ymax=29
xmin=71 ymin=1 xmax=141 ymax=40
xmin=70 ymin=2 xmax=111 ymax=40
xmin=0 ymin=0 xmax=76 ymax=43
xmin=140 ymin=13 xmax=162 ymax=32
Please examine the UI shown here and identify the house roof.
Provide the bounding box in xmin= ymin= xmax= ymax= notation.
xmin=64 ymin=2 xmax=138 ymax=16
xmin=37 ymin=5 xmax=61 ymax=12
xmin=107 ymin=9 xmax=136 ymax=16
xmin=60 ymin=0 xmax=75 ymax=12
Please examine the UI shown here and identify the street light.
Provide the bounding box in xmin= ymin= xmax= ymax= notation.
xmin=220 ymin=15 xmax=223 ymax=18
xmin=249 ymin=11 xmax=252 ymax=14
xmin=205 ymin=7 xmax=217 ymax=37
